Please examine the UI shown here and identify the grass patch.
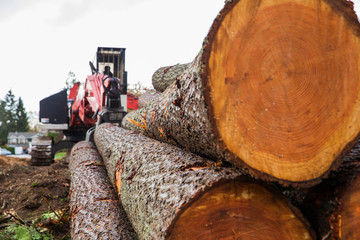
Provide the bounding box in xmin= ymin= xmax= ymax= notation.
xmin=2 ymin=224 xmax=54 ymax=240
xmin=54 ymin=152 xmax=66 ymax=160
xmin=0 ymin=209 xmax=70 ymax=240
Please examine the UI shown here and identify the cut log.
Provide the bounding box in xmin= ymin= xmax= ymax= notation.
xmin=122 ymin=0 xmax=360 ymax=186
xmin=290 ymin=140 xmax=360 ymax=239
xmin=338 ymin=168 xmax=360 ymax=240
xmin=138 ymin=89 xmax=161 ymax=109
xmin=152 ymin=63 xmax=190 ymax=92
xmin=94 ymin=123 xmax=315 ymax=240
xmin=69 ymin=141 xmax=137 ymax=240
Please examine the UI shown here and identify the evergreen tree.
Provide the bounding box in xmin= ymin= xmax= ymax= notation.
xmin=16 ymin=97 xmax=29 ymax=132
xmin=0 ymin=100 xmax=7 ymax=145
xmin=4 ymin=90 xmax=17 ymax=132
xmin=0 ymin=90 xmax=30 ymax=145
xmin=0 ymin=100 xmax=5 ymax=124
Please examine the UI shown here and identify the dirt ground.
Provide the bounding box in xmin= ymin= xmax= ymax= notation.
xmin=0 ymin=155 xmax=70 ymax=236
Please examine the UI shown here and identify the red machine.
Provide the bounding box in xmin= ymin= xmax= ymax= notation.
xmin=33 ymin=47 xmax=137 ymax=165
xmin=68 ymin=72 xmax=123 ymax=128
xmin=68 ymin=73 xmax=139 ymax=129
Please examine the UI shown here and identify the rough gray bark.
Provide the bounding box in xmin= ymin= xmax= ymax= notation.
xmin=69 ymin=141 xmax=137 ymax=240
xmin=94 ymin=123 xmax=314 ymax=240
xmin=138 ymin=89 xmax=161 ymax=109
xmin=151 ymin=63 xmax=190 ymax=92
xmin=95 ymin=123 xmax=239 ymax=239
xmin=122 ymin=53 xmax=225 ymax=163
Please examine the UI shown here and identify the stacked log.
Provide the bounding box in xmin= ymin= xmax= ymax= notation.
xmin=68 ymin=141 xmax=137 ymax=239
xmin=152 ymin=63 xmax=191 ymax=92
xmin=122 ymin=0 xmax=360 ymax=187
xmin=138 ymin=89 xmax=161 ymax=109
xmin=290 ymin=141 xmax=360 ymax=239
xmin=94 ymin=123 xmax=315 ymax=239
xmin=136 ymin=63 xmax=189 ymax=109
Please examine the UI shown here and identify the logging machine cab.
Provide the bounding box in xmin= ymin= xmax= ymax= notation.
xmin=39 ymin=47 xmax=128 ymax=133
xmin=95 ymin=47 xmax=128 ymax=109
xmin=34 ymin=47 xmax=129 ymax=165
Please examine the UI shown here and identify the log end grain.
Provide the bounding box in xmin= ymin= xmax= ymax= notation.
xmin=167 ymin=180 xmax=314 ymax=240
xmin=201 ymin=0 xmax=360 ymax=184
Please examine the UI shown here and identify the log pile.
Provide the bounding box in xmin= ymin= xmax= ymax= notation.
xmin=30 ymin=136 xmax=53 ymax=166
xmin=69 ymin=0 xmax=360 ymax=239
xmin=123 ymin=0 xmax=360 ymax=187
xmin=94 ymin=123 xmax=314 ymax=239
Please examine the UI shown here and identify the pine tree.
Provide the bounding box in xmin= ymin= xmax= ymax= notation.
xmin=16 ymin=97 xmax=29 ymax=132
xmin=0 ymin=100 xmax=7 ymax=145
xmin=0 ymin=90 xmax=30 ymax=145
xmin=4 ymin=90 xmax=17 ymax=132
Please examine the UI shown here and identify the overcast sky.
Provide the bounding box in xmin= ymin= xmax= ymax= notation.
xmin=0 ymin=0 xmax=359 ymax=112
xmin=0 ymin=0 xmax=224 ymax=112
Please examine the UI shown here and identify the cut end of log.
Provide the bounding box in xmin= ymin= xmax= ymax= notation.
xmin=167 ymin=180 xmax=314 ymax=239
xmin=202 ymin=0 xmax=360 ymax=183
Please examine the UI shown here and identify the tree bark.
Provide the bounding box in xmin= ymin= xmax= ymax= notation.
xmin=138 ymin=89 xmax=161 ymax=109
xmin=152 ymin=63 xmax=190 ymax=92
xmin=122 ymin=0 xmax=360 ymax=187
xmin=94 ymin=123 xmax=315 ymax=240
xmin=69 ymin=141 xmax=137 ymax=240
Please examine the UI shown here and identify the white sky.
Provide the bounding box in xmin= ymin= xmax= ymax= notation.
xmin=0 ymin=0 xmax=359 ymax=112
xmin=0 ymin=0 xmax=224 ymax=112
